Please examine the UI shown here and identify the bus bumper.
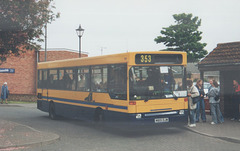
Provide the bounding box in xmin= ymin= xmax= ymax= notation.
xmin=105 ymin=110 xmax=188 ymax=127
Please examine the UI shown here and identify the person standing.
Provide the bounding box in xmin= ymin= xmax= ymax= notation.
xmin=1 ymin=82 xmax=9 ymax=104
xmin=208 ymin=79 xmax=213 ymax=92
xmin=208 ymin=80 xmax=224 ymax=124
xmin=231 ymin=80 xmax=240 ymax=121
xmin=187 ymin=80 xmax=199 ymax=127
xmin=195 ymin=79 xmax=206 ymax=122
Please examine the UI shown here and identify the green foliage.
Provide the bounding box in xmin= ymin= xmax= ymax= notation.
xmin=0 ymin=0 xmax=60 ymax=63
xmin=154 ymin=13 xmax=208 ymax=62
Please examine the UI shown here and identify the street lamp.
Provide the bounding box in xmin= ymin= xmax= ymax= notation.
xmin=76 ymin=24 xmax=84 ymax=58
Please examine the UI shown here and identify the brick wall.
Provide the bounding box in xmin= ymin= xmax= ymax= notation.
xmin=8 ymin=94 xmax=37 ymax=102
xmin=0 ymin=50 xmax=37 ymax=95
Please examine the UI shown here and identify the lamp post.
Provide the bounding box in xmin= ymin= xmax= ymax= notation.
xmin=44 ymin=24 xmax=47 ymax=61
xmin=76 ymin=24 xmax=84 ymax=58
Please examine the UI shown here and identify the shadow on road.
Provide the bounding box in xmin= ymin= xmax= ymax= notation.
xmin=40 ymin=115 xmax=186 ymax=138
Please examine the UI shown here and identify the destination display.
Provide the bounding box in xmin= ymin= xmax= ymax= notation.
xmin=135 ymin=54 xmax=183 ymax=64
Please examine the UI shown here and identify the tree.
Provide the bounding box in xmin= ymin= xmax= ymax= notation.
xmin=154 ymin=13 xmax=208 ymax=62
xmin=0 ymin=0 xmax=60 ymax=62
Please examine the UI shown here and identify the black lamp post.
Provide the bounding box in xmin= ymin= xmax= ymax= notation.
xmin=76 ymin=24 xmax=84 ymax=58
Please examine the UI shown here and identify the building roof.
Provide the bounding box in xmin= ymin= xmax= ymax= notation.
xmin=38 ymin=48 xmax=88 ymax=62
xmin=39 ymin=48 xmax=89 ymax=54
xmin=199 ymin=41 xmax=240 ymax=66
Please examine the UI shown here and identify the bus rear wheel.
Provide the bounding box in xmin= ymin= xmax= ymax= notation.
xmin=94 ymin=108 xmax=104 ymax=123
xmin=49 ymin=102 xmax=57 ymax=120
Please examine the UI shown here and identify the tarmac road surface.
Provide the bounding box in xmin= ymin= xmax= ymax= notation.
xmin=0 ymin=103 xmax=240 ymax=151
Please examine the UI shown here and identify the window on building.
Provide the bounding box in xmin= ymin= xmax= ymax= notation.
xmin=91 ymin=66 xmax=108 ymax=92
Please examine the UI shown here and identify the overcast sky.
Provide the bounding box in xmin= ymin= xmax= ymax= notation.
xmin=41 ymin=0 xmax=240 ymax=57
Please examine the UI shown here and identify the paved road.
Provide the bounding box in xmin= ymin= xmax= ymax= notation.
xmin=0 ymin=104 xmax=240 ymax=151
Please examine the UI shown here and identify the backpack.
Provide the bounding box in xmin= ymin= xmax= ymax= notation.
xmin=214 ymin=94 xmax=220 ymax=101
xmin=214 ymin=88 xmax=220 ymax=101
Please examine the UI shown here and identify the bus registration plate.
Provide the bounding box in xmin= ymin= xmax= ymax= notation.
xmin=154 ymin=118 xmax=169 ymax=123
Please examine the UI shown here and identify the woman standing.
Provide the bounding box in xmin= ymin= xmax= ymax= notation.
xmin=195 ymin=79 xmax=206 ymax=122
xmin=208 ymin=80 xmax=224 ymax=124
xmin=1 ymin=82 xmax=9 ymax=104
xmin=187 ymin=80 xmax=199 ymax=127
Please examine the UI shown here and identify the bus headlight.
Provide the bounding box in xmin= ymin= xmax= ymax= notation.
xmin=179 ymin=110 xmax=184 ymax=115
xmin=136 ymin=114 xmax=142 ymax=119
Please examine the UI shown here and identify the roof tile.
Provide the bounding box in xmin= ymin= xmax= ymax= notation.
xmin=199 ymin=41 xmax=240 ymax=65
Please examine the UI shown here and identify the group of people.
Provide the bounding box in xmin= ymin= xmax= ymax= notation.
xmin=187 ymin=79 xmax=224 ymax=127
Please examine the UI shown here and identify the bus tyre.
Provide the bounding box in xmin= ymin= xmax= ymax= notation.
xmin=94 ymin=108 xmax=104 ymax=123
xmin=49 ymin=102 xmax=57 ymax=120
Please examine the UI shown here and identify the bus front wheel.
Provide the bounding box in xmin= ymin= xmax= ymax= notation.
xmin=49 ymin=102 xmax=57 ymax=120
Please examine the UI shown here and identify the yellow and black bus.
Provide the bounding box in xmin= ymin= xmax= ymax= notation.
xmin=37 ymin=51 xmax=188 ymax=126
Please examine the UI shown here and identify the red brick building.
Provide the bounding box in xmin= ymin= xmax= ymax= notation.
xmin=0 ymin=48 xmax=88 ymax=101
xmin=38 ymin=48 xmax=88 ymax=62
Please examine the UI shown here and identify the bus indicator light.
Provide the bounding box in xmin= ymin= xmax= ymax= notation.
xmin=129 ymin=101 xmax=136 ymax=105
xmin=105 ymin=105 xmax=108 ymax=110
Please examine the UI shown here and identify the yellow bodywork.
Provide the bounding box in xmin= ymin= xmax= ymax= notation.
xmin=37 ymin=51 xmax=188 ymax=114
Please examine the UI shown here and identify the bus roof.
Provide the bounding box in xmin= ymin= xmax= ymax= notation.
xmin=38 ymin=51 xmax=187 ymax=69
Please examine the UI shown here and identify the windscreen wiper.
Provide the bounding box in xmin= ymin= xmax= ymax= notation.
xmin=173 ymin=93 xmax=178 ymax=100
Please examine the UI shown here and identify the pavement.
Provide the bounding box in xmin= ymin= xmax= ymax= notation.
xmin=186 ymin=115 xmax=240 ymax=144
xmin=0 ymin=103 xmax=60 ymax=150
xmin=0 ymin=104 xmax=240 ymax=150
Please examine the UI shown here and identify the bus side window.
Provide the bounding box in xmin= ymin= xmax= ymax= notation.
xmin=91 ymin=66 xmax=108 ymax=92
xmin=60 ymin=69 xmax=76 ymax=91
xmin=77 ymin=67 xmax=90 ymax=91
xmin=58 ymin=69 xmax=64 ymax=90
xmin=38 ymin=70 xmax=43 ymax=88
xmin=108 ymin=64 xmax=127 ymax=100
xmin=63 ymin=70 xmax=71 ymax=90
xmin=49 ymin=69 xmax=58 ymax=89
xmin=42 ymin=70 xmax=48 ymax=89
